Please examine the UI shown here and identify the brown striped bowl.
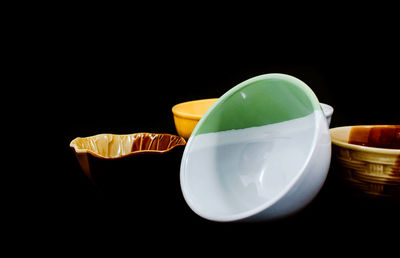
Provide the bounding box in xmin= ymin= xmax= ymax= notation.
xmin=70 ymin=133 xmax=186 ymax=203
xmin=330 ymin=125 xmax=400 ymax=198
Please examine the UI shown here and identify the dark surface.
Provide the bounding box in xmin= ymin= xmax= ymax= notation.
xmin=19 ymin=9 xmax=400 ymax=252
xmin=53 ymin=59 xmax=400 ymax=243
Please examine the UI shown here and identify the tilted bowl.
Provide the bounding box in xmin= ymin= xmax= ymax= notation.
xmin=180 ymin=73 xmax=332 ymax=222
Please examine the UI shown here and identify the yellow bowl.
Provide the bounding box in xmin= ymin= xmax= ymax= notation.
xmin=330 ymin=125 xmax=400 ymax=198
xmin=172 ymin=98 xmax=218 ymax=139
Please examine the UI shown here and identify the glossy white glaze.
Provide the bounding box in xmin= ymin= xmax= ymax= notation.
xmin=320 ymin=103 xmax=333 ymax=127
xmin=180 ymin=110 xmax=331 ymax=222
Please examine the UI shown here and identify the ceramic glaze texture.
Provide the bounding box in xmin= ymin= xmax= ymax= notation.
xmin=330 ymin=125 xmax=400 ymax=198
xmin=320 ymin=103 xmax=333 ymax=127
xmin=180 ymin=74 xmax=331 ymax=222
xmin=194 ymin=78 xmax=320 ymax=135
xmin=172 ymin=98 xmax=218 ymax=139
xmin=70 ymin=133 xmax=186 ymax=181
xmin=172 ymin=99 xmax=333 ymax=140
xmin=71 ymin=133 xmax=186 ymax=158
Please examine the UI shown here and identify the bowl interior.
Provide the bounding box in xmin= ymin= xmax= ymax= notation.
xmin=180 ymin=74 xmax=327 ymax=221
xmin=70 ymin=133 xmax=186 ymax=158
xmin=331 ymin=125 xmax=400 ymax=150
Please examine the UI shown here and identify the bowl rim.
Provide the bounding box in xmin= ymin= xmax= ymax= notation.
xmin=330 ymin=125 xmax=400 ymax=155
xmin=180 ymin=73 xmax=328 ymax=222
xmin=172 ymin=98 xmax=219 ymax=120
xmin=70 ymin=132 xmax=186 ymax=159
xmin=320 ymin=103 xmax=334 ymax=117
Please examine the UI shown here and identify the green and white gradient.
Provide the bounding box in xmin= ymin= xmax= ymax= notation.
xmin=180 ymin=74 xmax=331 ymax=222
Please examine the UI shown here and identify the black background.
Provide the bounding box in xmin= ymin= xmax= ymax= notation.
xmin=17 ymin=5 xmax=400 ymax=253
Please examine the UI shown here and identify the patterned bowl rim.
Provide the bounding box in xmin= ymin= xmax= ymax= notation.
xmin=330 ymin=126 xmax=400 ymax=155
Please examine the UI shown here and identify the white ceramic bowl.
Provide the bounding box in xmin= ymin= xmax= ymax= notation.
xmin=321 ymin=103 xmax=333 ymax=127
xmin=180 ymin=73 xmax=331 ymax=222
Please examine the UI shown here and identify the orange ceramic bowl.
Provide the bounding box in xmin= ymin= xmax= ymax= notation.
xmin=172 ymin=98 xmax=218 ymax=139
